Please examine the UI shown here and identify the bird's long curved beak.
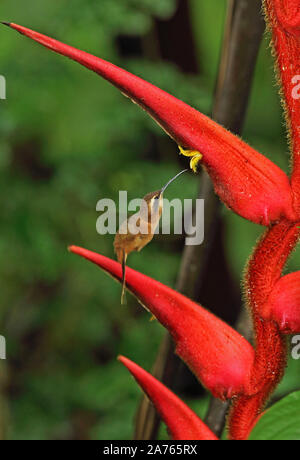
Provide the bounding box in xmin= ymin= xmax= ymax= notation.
xmin=160 ymin=169 xmax=188 ymax=195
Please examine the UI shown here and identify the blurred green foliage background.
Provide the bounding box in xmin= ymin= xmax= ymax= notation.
xmin=0 ymin=0 xmax=299 ymax=440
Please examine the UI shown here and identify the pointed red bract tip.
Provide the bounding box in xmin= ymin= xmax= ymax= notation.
xmin=118 ymin=355 xmax=218 ymax=441
xmin=69 ymin=245 xmax=255 ymax=400
xmin=262 ymin=271 xmax=300 ymax=334
xmin=6 ymin=23 xmax=297 ymax=225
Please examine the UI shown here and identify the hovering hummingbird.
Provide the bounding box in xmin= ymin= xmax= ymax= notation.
xmin=114 ymin=169 xmax=188 ymax=304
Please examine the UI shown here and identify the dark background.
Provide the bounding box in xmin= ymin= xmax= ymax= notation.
xmin=0 ymin=0 xmax=299 ymax=440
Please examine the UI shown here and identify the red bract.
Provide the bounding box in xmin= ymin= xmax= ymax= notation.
xmin=69 ymin=246 xmax=255 ymax=400
xmin=265 ymin=0 xmax=300 ymax=211
xmin=3 ymin=22 xmax=297 ymax=226
xmin=118 ymin=356 xmax=218 ymax=441
xmin=262 ymin=271 xmax=300 ymax=334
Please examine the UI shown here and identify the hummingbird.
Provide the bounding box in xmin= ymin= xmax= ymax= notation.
xmin=114 ymin=169 xmax=188 ymax=304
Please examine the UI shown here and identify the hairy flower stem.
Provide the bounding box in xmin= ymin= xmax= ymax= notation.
xmin=228 ymin=220 xmax=300 ymax=440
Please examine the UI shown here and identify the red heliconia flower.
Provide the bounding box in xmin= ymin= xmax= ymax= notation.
xmin=69 ymin=246 xmax=255 ymax=401
xmin=264 ymin=0 xmax=300 ymax=211
xmin=2 ymin=22 xmax=298 ymax=226
xmin=261 ymin=271 xmax=300 ymax=334
xmin=118 ymin=355 xmax=218 ymax=441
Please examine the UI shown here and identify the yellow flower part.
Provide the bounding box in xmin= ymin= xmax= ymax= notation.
xmin=190 ymin=154 xmax=203 ymax=173
xmin=178 ymin=146 xmax=203 ymax=173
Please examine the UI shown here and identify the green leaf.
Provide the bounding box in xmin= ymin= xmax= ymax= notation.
xmin=250 ymin=392 xmax=300 ymax=440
